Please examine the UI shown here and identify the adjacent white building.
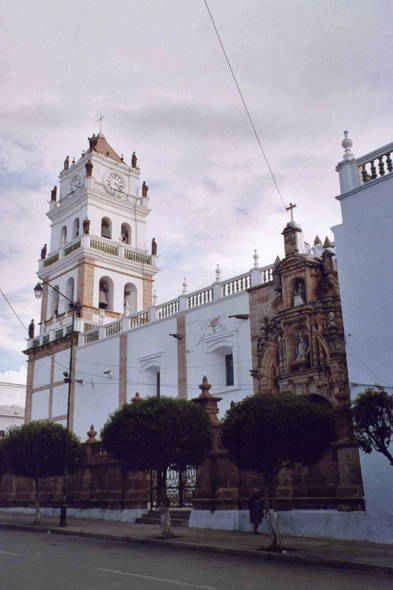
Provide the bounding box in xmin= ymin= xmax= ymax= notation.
xmin=333 ymin=132 xmax=393 ymax=542
xmin=0 ymin=382 xmax=25 ymax=437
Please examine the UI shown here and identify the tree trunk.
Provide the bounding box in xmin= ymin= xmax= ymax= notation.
xmin=33 ymin=478 xmax=41 ymax=525
xmin=264 ymin=474 xmax=281 ymax=551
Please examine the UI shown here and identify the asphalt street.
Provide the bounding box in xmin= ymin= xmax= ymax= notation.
xmin=0 ymin=529 xmax=391 ymax=590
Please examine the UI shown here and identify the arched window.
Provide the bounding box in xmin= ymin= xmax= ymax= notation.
xmin=60 ymin=225 xmax=67 ymax=246
xmin=49 ymin=285 xmax=60 ymax=317
xmin=101 ymin=217 xmax=112 ymax=239
xmin=124 ymin=282 xmax=137 ymax=314
xmin=72 ymin=218 xmax=80 ymax=239
xmin=65 ymin=277 xmax=75 ymax=309
xmin=99 ymin=276 xmax=114 ymax=311
xmin=293 ymin=278 xmax=306 ymax=307
xmin=121 ymin=223 xmax=131 ymax=245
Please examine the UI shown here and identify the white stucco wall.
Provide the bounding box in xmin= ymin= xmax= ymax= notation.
xmin=332 ymin=172 xmax=393 ymax=536
xmin=31 ymin=389 xmax=50 ymax=420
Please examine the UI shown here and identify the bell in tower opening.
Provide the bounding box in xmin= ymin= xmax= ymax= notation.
xmin=101 ymin=217 xmax=112 ymax=239
xmin=99 ymin=281 xmax=109 ymax=309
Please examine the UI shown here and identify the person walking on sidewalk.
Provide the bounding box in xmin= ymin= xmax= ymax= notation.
xmin=248 ymin=489 xmax=264 ymax=534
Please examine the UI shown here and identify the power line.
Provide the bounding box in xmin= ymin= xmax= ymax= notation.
xmin=0 ymin=289 xmax=28 ymax=332
xmin=203 ymin=0 xmax=288 ymax=216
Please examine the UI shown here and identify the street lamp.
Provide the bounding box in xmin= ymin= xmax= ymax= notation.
xmin=34 ymin=278 xmax=76 ymax=528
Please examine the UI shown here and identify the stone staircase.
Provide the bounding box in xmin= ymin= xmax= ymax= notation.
xmin=135 ymin=508 xmax=192 ymax=527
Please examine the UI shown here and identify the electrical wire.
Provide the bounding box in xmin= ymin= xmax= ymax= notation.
xmin=0 ymin=289 xmax=28 ymax=332
xmin=203 ymin=0 xmax=288 ymax=216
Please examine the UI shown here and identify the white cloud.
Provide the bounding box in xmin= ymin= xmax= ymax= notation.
xmin=0 ymin=366 xmax=27 ymax=385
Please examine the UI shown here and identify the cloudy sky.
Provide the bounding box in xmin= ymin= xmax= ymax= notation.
xmin=0 ymin=0 xmax=392 ymax=383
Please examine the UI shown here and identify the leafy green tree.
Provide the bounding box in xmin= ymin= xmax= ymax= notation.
xmin=1 ymin=421 xmax=86 ymax=524
xmin=349 ymin=386 xmax=393 ymax=466
xmin=221 ymin=394 xmax=337 ymax=550
xmin=101 ymin=396 xmax=213 ymax=537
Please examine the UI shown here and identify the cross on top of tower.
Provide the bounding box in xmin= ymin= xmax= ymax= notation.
xmin=98 ymin=112 xmax=105 ymax=134
xmin=286 ymin=202 xmax=297 ymax=223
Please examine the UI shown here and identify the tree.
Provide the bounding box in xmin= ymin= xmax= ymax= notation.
xmin=100 ymin=396 xmax=214 ymax=537
xmin=220 ymin=394 xmax=337 ymax=551
xmin=349 ymin=386 xmax=393 ymax=466
xmin=1 ymin=421 xmax=86 ymax=524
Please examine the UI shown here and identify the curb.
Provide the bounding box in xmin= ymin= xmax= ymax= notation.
xmin=0 ymin=522 xmax=392 ymax=576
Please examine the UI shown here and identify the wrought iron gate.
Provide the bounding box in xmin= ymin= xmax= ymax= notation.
xmin=150 ymin=468 xmax=196 ymax=508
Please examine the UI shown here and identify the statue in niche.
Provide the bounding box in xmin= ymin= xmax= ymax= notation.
xmin=151 ymin=238 xmax=158 ymax=256
xmin=296 ymin=335 xmax=310 ymax=360
xmin=83 ymin=218 xmax=90 ymax=235
xmin=51 ymin=186 xmax=57 ymax=202
xmin=131 ymin=152 xmax=138 ymax=168
xmin=64 ymin=156 xmax=70 ymax=171
xmin=28 ymin=319 xmax=35 ymax=339
xmin=40 ymin=244 xmax=47 ymax=260
xmin=293 ymin=281 xmax=306 ymax=307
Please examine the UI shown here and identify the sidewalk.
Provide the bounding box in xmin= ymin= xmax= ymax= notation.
xmin=0 ymin=511 xmax=392 ymax=575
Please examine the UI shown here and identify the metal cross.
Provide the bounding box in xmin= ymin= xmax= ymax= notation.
xmin=286 ymin=202 xmax=296 ymax=222
xmin=98 ymin=112 xmax=105 ymax=133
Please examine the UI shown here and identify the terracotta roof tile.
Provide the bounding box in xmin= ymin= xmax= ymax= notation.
xmin=87 ymin=133 xmax=122 ymax=163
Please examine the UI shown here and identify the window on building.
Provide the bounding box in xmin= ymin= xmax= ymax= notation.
xmin=225 ymin=354 xmax=234 ymax=387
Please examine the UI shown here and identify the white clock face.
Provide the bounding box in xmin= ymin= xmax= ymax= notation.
xmin=70 ymin=175 xmax=83 ymax=192
xmin=105 ymin=172 xmax=125 ymax=195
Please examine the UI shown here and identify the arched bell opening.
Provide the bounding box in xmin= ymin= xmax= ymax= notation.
xmin=65 ymin=277 xmax=75 ymax=311
xmin=72 ymin=218 xmax=80 ymax=239
xmin=124 ymin=282 xmax=137 ymax=315
xmin=49 ymin=285 xmax=60 ymax=318
xmin=101 ymin=217 xmax=112 ymax=240
xmin=306 ymin=393 xmax=334 ymax=410
xmin=99 ymin=276 xmax=114 ymax=311
xmin=121 ymin=223 xmax=131 ymax=245
xmin=60 ymin=225 xmax=68 ymax=246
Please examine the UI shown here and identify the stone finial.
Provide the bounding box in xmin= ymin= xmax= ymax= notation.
xmin=215 ymin=264 xmax=221 ymax=283
xmin=132 ymin=392 xmax=142 ymax=403
xmin=72 ymin=157 xmax=76 ymax=165
xmin=253 ymin=249 xmax=259 ymax=269
xmin=323 ymin=236 xmax=333 ymax=249
xmin=274 ymin=255 xmax=281 ymax=267
xmin=342 ymin=130 xmax=354 ymax=161
xmin=99 ymin=309 xmax=106 ymax=324
xmin=327 ymin=311 xmax=338 ymax=331
xmin=120 ymin=154 xmax=124 ymax=162
xmin=124 ymin=301 xmax=130 ymax=316
xmin=199 ymin=375 xmax=213 ymax=398
xmin=182 ymin=278 xmax=188 ymax=296
xmin=314 ymin=235 xmax=322 ymax=245
xmin=153 ymin=290 xmax=158 ymax=307
xmin=86 ymin=424 xmax=97 ymax=444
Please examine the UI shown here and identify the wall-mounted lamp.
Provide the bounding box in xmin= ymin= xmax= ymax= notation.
xmin=76 ymin=379 xmax=84 ymax=384
xmin=103 ymin=370 xmax=113 ymax=378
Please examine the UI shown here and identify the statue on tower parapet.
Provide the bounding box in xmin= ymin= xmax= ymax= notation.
xmin=28 ymin=319 xmax=35 ymax=339
xmin=40 ymin=244 xmax=47 ymax=259
xmin=64 ymin=156 xmax=70 ymax=171
xmin=142 ymin=181 xmax=149 ymax=197
xmin=50 ymin=186 xmax=57 ymax=202
xmin=131 ymin=152 xmax=138 ymax=168
xmin=83 ymin=218 xmax=90 ymax=235
xmin=151 ymin=238 xmax=158 ymax=256
xmin=85 ymin=160 xmax=93 ymax=177
xmin=88 ymin=134 xmax=98 ymax=152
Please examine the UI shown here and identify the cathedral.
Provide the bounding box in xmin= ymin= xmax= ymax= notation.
xmin=21 ymin=130 xmax=393 ymax=542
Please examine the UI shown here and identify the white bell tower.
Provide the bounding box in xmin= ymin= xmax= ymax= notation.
xmin=37 ymin=132 xmax=158 ymax=327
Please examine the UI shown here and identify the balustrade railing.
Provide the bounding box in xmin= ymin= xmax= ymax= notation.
xmin=158 ymin=300 xmax=179 ymax=318
xmin=357 ymin=143 xmax=393 ymax=186
xmin=84 ymin=322 xmax=99 ymax=332
xmin=105 ymin=321 xmax=122 ymax=337
xmin=130 ymin=310 xmax=150 ymax=328
xmin=44 ymin=253 xmax=59 ymax=267
xmin=90 ymin=239 xmax=118 ymax=256
xmin=84 ymin=330 xmax=99 ymax=345
xmin=124 ymin=248 xmax=151 ymax=265
xmin=187 ymin=288 xmax=214 ymax=309
xmin=65 ymin=240 xmax=81 ymax=256
xmin=261 ymin=267 xmax=273 ymax=283
xmin=223 ymin=275 xmax=251 ymax=297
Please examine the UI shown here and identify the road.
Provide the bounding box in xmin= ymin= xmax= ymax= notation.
xmin=0 ymin=529 xmax=390 ymax=590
